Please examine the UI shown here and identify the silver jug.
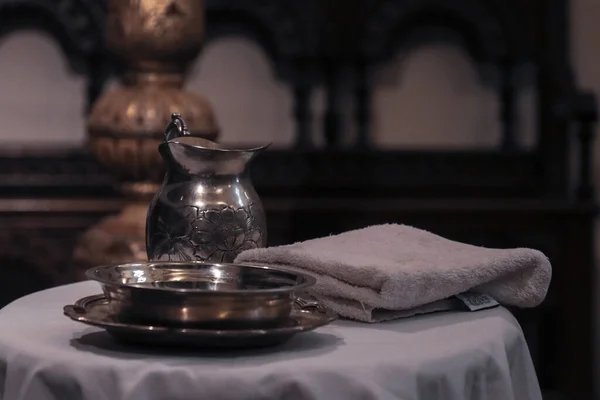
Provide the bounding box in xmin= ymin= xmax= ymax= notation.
xmin=146 ymin=113 xmax=269 ymax=263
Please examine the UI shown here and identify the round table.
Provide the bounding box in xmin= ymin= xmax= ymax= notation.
xmin=0 ymin=281 xmax=542 ymax=400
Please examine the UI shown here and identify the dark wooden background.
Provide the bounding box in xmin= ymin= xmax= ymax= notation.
xmin=0 ymin=0 xmax=597 ymax=398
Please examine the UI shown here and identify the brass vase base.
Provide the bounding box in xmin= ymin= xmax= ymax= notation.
xmin=73 ymin=202 xmax=149 ymax=277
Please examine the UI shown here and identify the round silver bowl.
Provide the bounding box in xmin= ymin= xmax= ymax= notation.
xmin=85 ymin=262 xmax=316 ymax=329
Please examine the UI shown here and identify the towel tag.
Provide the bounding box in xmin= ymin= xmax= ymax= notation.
xmin=455 ymin=292 xmax=499 ymax=312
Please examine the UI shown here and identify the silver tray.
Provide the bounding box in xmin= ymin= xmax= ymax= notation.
xmin=64 ymin=295 xmax=336 ymax=348
xmin=85 ymin=262 xmax=316 ymax=328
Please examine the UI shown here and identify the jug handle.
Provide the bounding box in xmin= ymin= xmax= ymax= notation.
xmin=164 ymin=113 xmax=190 ymax=141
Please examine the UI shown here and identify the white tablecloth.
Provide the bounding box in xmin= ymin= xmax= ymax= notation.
xmin=0 ymin=281 xmax=542 ymax=400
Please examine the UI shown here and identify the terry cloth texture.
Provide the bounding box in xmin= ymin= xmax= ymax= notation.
xmin=235 ymin=224 xmax=552 ymax=322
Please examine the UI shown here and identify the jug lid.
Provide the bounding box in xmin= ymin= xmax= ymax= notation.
xmin=163 ymin=113 xmax=271 ymax=152
xmin=164 ymin=113 xmax=190 ymax=142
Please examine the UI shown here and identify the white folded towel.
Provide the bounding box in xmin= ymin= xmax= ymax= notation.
xmin=235 ymin=224 xmax=552 ymax=322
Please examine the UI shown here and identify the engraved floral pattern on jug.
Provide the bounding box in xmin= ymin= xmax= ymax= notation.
xmin=150 ymin=217 xmax=195 ymax=262
xmin=150 ymin=203 xmax=265 ymax=263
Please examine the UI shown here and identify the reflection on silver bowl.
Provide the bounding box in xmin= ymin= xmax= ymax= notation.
xmin=85 ymin=262 xmax=316 ymax=329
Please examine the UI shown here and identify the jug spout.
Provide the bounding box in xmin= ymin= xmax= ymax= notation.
xmin=160 ymin=113 xmax=270 ymax=176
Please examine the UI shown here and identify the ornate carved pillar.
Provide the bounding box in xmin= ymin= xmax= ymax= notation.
xmin=73 ymin=0 xmax=219 ymax=269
